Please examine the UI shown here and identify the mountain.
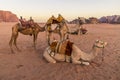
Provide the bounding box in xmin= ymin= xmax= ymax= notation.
xmin=0 ymin=10 xmax=18 ymax=22
xmin=69 ymin=17 xmax=99 ymax=24
xmin=99 ymin=15 xmax=120 ymax=23
xmin=69 ymin=17 xmax=86 ymax=24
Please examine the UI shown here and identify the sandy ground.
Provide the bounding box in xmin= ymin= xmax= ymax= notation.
xmin=0 ymin=22 xmax=120 ymax=80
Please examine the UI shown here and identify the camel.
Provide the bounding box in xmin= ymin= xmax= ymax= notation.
xmin=69 ymin=27 xmax=87 ymax=35
xmin=9 ymin=23 xmax=45 ymax=53
xmin=45 ymin=14 xmax=69 ymax=45
xmin=69 ymin=17 xmax=87 ymax=35
xmin=45 ymin=21 xmax=69 ymax=45
xmin=43 ymin=39 xmax=107 ymax=65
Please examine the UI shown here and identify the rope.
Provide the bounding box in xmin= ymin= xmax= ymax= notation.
xmin=101 ymin=47 xmax=105 ymax=61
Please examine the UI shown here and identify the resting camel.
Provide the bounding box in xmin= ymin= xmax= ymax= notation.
xmin=69 ymin=17 xmax=87 ymax=35
xmin=43 ymin=39 xmax=107 ymax=65
xmin=9 ymin=23 xmax=45 ymax=53
xmin=45 ymin=14 xmax=69 ymax=45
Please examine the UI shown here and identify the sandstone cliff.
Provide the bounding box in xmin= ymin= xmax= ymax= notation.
xmin=0 ymin=10 xmax=18 ymax=22
xmin=99 ymin=15 xmax=120 ymax=23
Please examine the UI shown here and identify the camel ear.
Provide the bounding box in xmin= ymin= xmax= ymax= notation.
xmin=95 ymin=40 xmax=99 ymax=43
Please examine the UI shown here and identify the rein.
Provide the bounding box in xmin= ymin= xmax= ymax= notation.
xmin=102 ymin=47 xmax=105 ymax=61
xmin=93 ymin=44 xmax=105 ymax=62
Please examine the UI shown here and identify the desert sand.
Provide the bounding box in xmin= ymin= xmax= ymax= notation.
xmin=0 ymin=22 xmax=120 ymax=80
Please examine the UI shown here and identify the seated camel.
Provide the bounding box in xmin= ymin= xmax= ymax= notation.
xmin=43 ymin=39 xmax=107 ymax=65
xmin=69 ymin=28 xmax=87 ymax=35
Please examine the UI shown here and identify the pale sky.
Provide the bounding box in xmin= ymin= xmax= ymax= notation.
xmin=0 ymin=0 xmax=120 ymax=22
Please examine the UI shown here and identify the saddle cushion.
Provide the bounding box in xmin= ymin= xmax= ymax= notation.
xmin=59 ymin=41 xmax=73 ymax=56
xmin=50 ymin=41 xmax=58 ymax=52
xmin=50 ymin=40 xmax=73 ymax=56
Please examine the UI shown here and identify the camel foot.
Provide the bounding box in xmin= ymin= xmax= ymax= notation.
xmin=50 ymin=52 xmax=55 ymax=57
xmin=53 ymin=61 xmax=56 ymax=63
xmin=11 ymin=50 xmax=15 ymax=54
xmin=82 ymin=62 xmax=90 ymax=65
xmin=17 ymin=48 xmax=21 ymax=52
xmin=91 ymin=61 xmax=101 ymax=67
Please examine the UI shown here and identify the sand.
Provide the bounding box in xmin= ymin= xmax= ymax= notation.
xmin=0 ymin=22 xmax=120 ymax=80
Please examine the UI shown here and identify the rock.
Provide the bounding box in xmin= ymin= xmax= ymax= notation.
xmin=99 ymin=15 xmax=120 ymax=24
xmin=0 ymin=10 xmax=18 ymax=22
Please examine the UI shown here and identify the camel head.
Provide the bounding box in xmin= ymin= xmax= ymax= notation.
xmin=93 ymin=40 xmax=107 ymax=48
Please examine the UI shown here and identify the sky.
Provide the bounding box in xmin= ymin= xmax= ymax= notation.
xmin=0 ymin=0 xmax=120 ymax=22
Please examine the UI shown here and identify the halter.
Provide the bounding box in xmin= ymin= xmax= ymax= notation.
xmin=93 ymin=44 xmax=105 ymax=62
xmin=93 ymin=44 xmax=105 ymax=48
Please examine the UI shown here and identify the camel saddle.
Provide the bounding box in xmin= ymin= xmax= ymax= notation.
xmin=50 ymin=40 xmax=73 ymax=56
xmin=19 ymin=20 xmax=34 ymax=28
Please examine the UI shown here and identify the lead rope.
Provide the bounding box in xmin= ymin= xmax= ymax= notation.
xmin=101 ymin=47 xmax=105 ymax=62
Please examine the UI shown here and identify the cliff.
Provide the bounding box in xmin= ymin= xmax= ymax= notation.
xmin=0 ymin=10 xmax=18 ymax=22
xmin=99 ymin=15 xmax=120 ymax=23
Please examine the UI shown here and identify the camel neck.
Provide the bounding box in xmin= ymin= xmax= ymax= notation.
xmin=81 ymin=46 xmax=101 ymax=61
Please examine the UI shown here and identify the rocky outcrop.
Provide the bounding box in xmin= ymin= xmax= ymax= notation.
xmin=0 ymin=10 xmax=18 ymax=22
xmin=69 ymin=17 xmax=86 ymax=24
xmin=69 ymin=15 xmax=120 ymax=24
xmin=69 ymin=17 xmax=99 ymax=24
xmin=99 ymin=15 xmax=120 ymax=24
xmin=89 ymin=17 xmax=99 ymax=24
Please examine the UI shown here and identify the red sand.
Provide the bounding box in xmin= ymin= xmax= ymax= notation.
xmin=0 ymin=22 xmax=120 ymax=80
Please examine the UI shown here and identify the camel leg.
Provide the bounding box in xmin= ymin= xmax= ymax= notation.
xmin=33 ymin=34 xmax=36 ymax=49
xmin=9 ymin=34 xmax=14 ymax=53
xmin=59 ymin=31 xmax=65 ymax=41
xmin=9 ymin=27 xmax=19 ymax=53
xmin=33 ymin=33 xmax=38 ymax=49
xmin=13 ymin=33 xmax=21 ymax=51
xmin=60 ymin=30 xmax=67 ymax=41
xmin=46 ymin=32 xmax=51 ymax=45
xmin=81 ymin=62 xmax=90 ymax=65
xmin=71 ymin=44 xmax=83 ymax=65
xmin=71 ymin=44 xmax=90 ymax=65
xmin=53 ymin=54 xmax=65 ymax=61
xmin=77 ymin=29 xmax=80 ymax=35
xmin=72 ymin=59 xmax=82 ymax=64
xmin=72 ymin=59 xmax=90 ymax=65
xmin=43 ymin=48 xmax=56 ymax=63
xmin=77 ymin=26 xmax=82 ymax=35
xmin=59 ymin=33 xmax=62 ymax=41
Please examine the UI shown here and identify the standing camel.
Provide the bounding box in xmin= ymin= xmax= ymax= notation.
xmin=45 ymin=21 xmax=69 ymax=45
xmin=45 ymin=14 xmax=69 ymax=45
xmin=9 ymin=23 xmax=45 ymax=53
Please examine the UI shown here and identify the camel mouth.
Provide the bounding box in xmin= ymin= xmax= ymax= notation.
xmin=94 ymin=40 xmax=107 ymax=48
xmin=104 ymin=42 xmax=108 ymax=46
